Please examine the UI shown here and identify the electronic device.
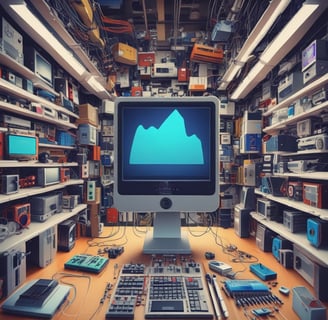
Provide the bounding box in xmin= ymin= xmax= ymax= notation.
xmin=1 ymin=17 xmax=24 ymax=64
xmin=283 ymin=209 xmax=308 ymax=233
xmin=190 ymin=43 xmax=223 ymax=64
xmin=298 ymin=133 xmax=328 ymax=151
xmin=287 ymin=160 xmax=318 ymax=173
xmin=0 ymin=174 xmax=19 ymax=194
xmin=2 ymin=114 xmax=31 ymax=129
xmin=0 ymin=242 xmax=26 ymax=298
xmin=42 ymin=105 xmax=58 ymax=119
xmin=307 ymin=218 xmax=328 ymax=248
xmin=5 ymin=133 xmax=38 ymax=161
xmin=78 ymin=123 xmax=97 ymax=145
xmin=30 ymin=192 xmax=63 ymax=222
xmin=293 ymin=244 xmax=328 ymax=301
xmin=287 ymin=181 xmax=303 ymax=200
xmin=114 ymin=96 xmax=219 ymax=254
xmin=87 ymin=180 xmax=96 ymax=201
xmin=60 ymin=167 xmax=70 ymax=182
xmin=256 ymin=198 xmax=279 ymax=221
xmin=1 ymin=279 xmax=70 ymax=318
xmin=279 ymin=249 xmax=294 ymax=269
xmin=312 ymin=84 xmax=328 ymax=105
xmin=37 ymin=167 xmax=60 ymax=187
xmin=242 ymin=162 xmax=262 ymax=186
xmin=58 ymin=219 xmax=76 ymax=252
xmin=303 ymin=60 xmax=328 ymax=84
xmin=211 ymin=20 xmax=233 ymax=42
xmin=112 ymin=42 xmax=137 ymax=65
xmin=152 ymin=63 xmax=178 ymax=78
xmin=272 ymin=236 xmax=292 ymax=262
xmin=24 ymin=46 xmax=53 ymax=87
xmin=62 ymin=194 xmax=79 ymax=210
xmin=249 ymin=263 xmax=277 ymax=281
xmin=256 ymin=224 xmax=276 ymax=252
xmin=240 ymin=186 xmax=255 ymax=209
xmin=240 ymin=133 xmax=261 ymax=153
xmin=260 ymin=176 xmax=286 ymax=196
xmin=234 ymin=204 xmax=251 ymax=238
xmin=264 ymin=134 xmax=298 ymax=152
xmin=302 ymin=39 xmax=328 ymax=71
xmin=38 ymin=226 xmax=57 ymax=267
xmin=303 ymin=182 xmax=328 ymax=209
xmin=208 ymin=260 xmax=232 ymax=276
xmin=64 ymin=254 xmax=109 ymax=273
xmin=277 ymin=71 xmax=303 ymax=103
xmin=292 ymin=286 xmax=326 ymax=320
xmin=2 ymin=203 xmax=31 ymax=228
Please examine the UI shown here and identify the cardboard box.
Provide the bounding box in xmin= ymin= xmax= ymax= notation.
xmin=77 ymin=104 xmax=99 ymax=126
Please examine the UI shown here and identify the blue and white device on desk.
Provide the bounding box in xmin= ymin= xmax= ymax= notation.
xmin=114 ymin=96 xmax=220 ymax=254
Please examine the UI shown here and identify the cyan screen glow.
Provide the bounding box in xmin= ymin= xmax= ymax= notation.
xmin=8 ymin=135 xmax=37 ymax=155
xmin=120 ymin=103 xmax=212 ymax=181
xmin=130 ymin=109 xmax=204 ymax=165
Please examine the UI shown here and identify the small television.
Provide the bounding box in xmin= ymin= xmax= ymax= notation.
xmin=37 ymin=167 xmax=60 ymax=187
xmin=114 ymin=96 xmax=219 ymax=253
xmin=5 ymin=133 xmax=38 ymax=161
xmin=24 ymin=46 xmax=53 ymax=87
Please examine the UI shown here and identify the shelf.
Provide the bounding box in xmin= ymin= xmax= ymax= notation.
xmin=0 ymin=78 xmax=78 ymax=119
xmin=0 ymin=203 xmax=87 ymax=252
xmin=39 ymin=143 xmax=76 ymax=150
xmin=255 ymin=189 xmax=328 ymax=220
xmin=273 ymin=171 xmax=328 ymax=180
xmin=263 ymin=74 xmax=328 ymax=117
xmin=0 ymin=100 xmax=77 ymax=130
xmin=0 ymin=160 xmax=78 ymax=168
xmin=251 ymin=211 xmax=328 ymax=267
xmin=0 ymin=179 xmax=84 ymax=204
xmin=0 ymin=52 xmax=58 ymax=95
xmin=263 ymin=100 xmax=328 ymax=134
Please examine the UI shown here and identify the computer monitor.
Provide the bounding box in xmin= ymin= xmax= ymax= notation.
xmin=114 ymin=96 xmax=220 ymax=253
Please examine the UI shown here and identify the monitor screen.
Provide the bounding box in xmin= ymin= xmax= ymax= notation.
xmin=6 ymin=134 xmax=38 ymax=160
xmin=114 ymin=96 xmax=219 ymax=213
xmin=35 ymin=50 xmax=53 ymax=87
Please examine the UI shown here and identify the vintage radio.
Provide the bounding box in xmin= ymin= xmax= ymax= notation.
xmin=307 ymin=218 xmax=328 ymax=248
xmin=152 ymin=63 xmax=177 ymax=78
xmin=303 ymin=60 xmax=328 ymax=84
xmin=312 ymin=84 xmax=328 ymax=106
xmin=0 ymin=174 xmax=19 ymax=194
xmin=272 ymin=236 xmax=292 ymax=262
xmin=137 ymin=52 xmax=155 ymax=67
xmin=60 ymin=167 xmax=70 ymax=183
xmin=297 ymin=133 xmax=328 ymax=151
xmin=112 ymin=42 xmax=137 ymax=65
xmin=303 ymin=182 xmax=328 ymax=209
xmin=3 ymin=203 xmax=31 ymax=228
xmin=293 ymin=244 xmax=328 ymax=301
xmin=190 ymin=43 xmax=224 ymax=64
xmin=62 ymin=195 xmax=79 ymax=210
xmin=283 ymin=210 xmax=308 ymax=233
xmin=256 ymin=224 xmax=276 ymax=252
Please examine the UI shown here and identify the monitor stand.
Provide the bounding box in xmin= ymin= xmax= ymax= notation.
xmin=143 ymin=212 xmax=191 ymax=254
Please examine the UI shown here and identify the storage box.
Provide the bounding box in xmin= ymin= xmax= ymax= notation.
xmin=77 ymin=104 xmax=99 ymax=126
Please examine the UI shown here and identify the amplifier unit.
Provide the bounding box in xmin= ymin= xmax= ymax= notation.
xmin=2 ymin=203 xmax=31 ymax=228
xmin=190 ymin=43 xmax=224 ymax=64
xmin=303 ymin=182 xmax=328 ymax=209
xmin=303 ymin=60 xmax=328 ymax=84
xmin=312 ymin=84 xmax=328 ymax=106
xmin=62 ymin=195 xmax=79 ymax=210
xmin=272 ymin=236 xmax=292 ymax=262
xmin=0 ymin=174 xmax=19 ymax=194
xmin=293 ymin=244 xmax=328 ymax=301
xmin=152 ymin=63 xmax=177 ymax=78
xmin=287 ymin=160 xmax=318 ymax=174
xmin=307 ymin=218 xmax=328 ymax=248
xmin=30 ymin=192 xmax=63 ymax=222
xmin=287 ymin=181 xmax=303 ymax=201
xmin=277 ymin=71 xmax=303 ymax=103
xmin=283 ymin=210 xmax=308 ymax=233
xmin=256 ymin=224 xmax=276 ymax=252
xmin=298 ymin=133 xmax=328 ymax=151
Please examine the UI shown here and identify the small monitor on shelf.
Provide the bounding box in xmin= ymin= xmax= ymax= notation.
xmin=114 ymin=96 xmax=220 ymax=253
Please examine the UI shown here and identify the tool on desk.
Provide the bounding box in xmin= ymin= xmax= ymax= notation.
xmin=212 ymin=274 xmax=229 ymax=318
xmin=206 ymin=274 xmax=221 ymax=319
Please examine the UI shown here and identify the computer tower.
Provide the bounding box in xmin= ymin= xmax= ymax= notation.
xmin=58 ymin=220 xmax=76 ymax=252
xmin=256 ymin=223 xmax=276 ymax=252
xmin=39 ymin=226 xmax=57 ymax=267
xmin=234 ymin=204 xmax=251 ymax=238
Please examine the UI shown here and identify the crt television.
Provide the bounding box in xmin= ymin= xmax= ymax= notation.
xmin=5 ymin=133 xmax=38 ymax=161
xmin=114 ymin=96 xmax=219 ymax=253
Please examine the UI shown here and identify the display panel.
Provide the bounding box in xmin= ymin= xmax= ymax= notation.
xmin=114 ymin=96 xmax=219 ymax=213
xmin=5 ymin=134 xmax=38 ymax=160
xmin=35 ymin=50 xmax=53 ymax=87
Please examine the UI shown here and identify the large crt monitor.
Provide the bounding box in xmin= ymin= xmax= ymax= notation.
xmin=114 ymin=96 xmax=219 ymax=253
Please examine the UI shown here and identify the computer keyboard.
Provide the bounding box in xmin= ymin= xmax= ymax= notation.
xmin=105 ymin=256 xmax=214 ymax=319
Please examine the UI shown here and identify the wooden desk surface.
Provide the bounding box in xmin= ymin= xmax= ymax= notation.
xmin=1 ymin=226 xmax=327 ymax=320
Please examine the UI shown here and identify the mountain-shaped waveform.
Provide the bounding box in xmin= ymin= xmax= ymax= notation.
xmin=130 ymin=109 xmax=204 ymax=164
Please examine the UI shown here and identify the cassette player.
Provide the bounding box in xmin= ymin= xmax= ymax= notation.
xmin=297 ymin=133 xmax=328 ymax=151
xmin=307 ymin=218 xmax=328 ymax=248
